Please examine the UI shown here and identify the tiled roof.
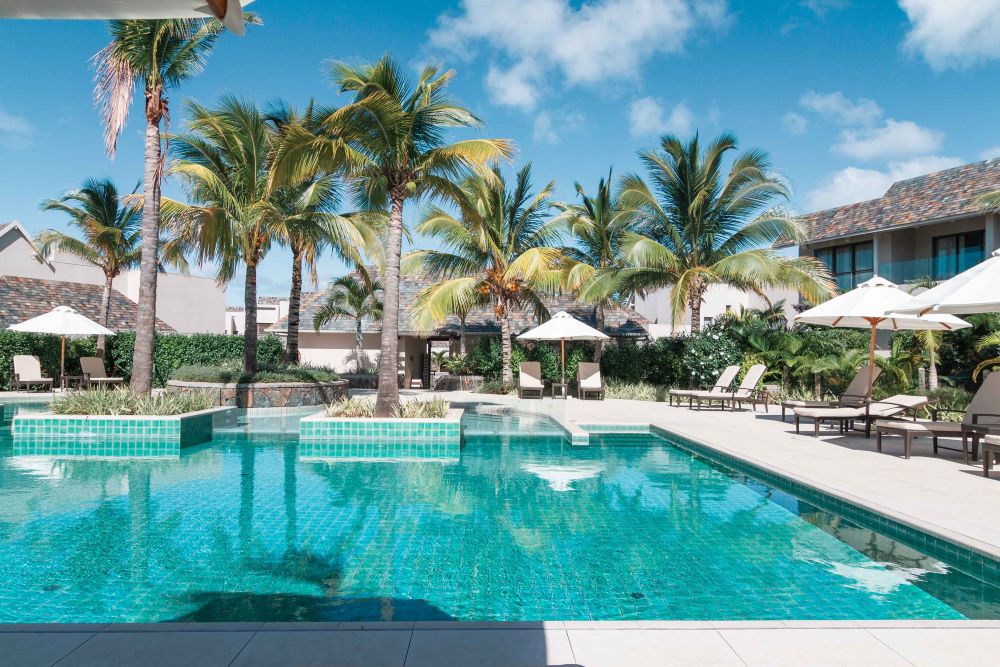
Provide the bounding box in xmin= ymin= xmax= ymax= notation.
xmin=257 ymin=296 xmax=283 ymax=306
xmin=781 ymin=159 xmax=1000 ymax=247
xmin=0 ymin=276 xmax=174 ymax=332
xmin=268 ymin=275 xmax=649 ymax=338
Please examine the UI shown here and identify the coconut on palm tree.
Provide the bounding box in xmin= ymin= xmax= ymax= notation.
xmin=553 ymin=169 xmax=637 ymax=362
xmin=403 ymin=164 xmax=563 ymax=386
xmin=313 ymin=276 xmax=384 ymax=372
xmin=37 ymin=179 xmax=144 ymax=358
xmin=272 ymin=56 xmax=513 ymax=416
xmin=582 ymin=132 xmax=834 ymax=334
xmin=93 ymin=17 xmax=239 ymax=393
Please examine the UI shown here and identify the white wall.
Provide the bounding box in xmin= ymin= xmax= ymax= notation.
xmin=297 ymin=331 xmax=381 ymax=371
xmin=635 ymin=284 xmax=799 ymax=337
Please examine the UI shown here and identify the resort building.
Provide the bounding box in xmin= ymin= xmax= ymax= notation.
xmin=0 ymin=220 xmax=225 ymax=333
xmin=224 ymin=296 xmax=288 ymax=336
xmin=268 ymin=274 xmax=650 ymax=386
xmin=788 ymin=159 xmax=1000 ymax=290
xmin=634 ymin=285 xmax=800 ymax=337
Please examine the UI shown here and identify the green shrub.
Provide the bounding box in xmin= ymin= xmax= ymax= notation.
xmin=475 ymin=380 xmax=517 ymax=395
xmin=469 ymin=337 xmax=592 ymax=383
xmin=170 ymin=360 xmax=338 ymax=384
xmin=325 ymin=396 xmax=450 ymax=419
xmin=681 ymin=325 xmax=743 ymax=388
xmin=442 ymin=353 xmax=476 ymax=375
xmin=922 ymin=386 xmax=975 ymax=422
xmin=51 ymin=388 xmax=215 ymax=416
xmin=604 ymin=380 xmax=666 ymax=402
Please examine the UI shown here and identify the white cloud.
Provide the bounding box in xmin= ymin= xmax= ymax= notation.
xmin=800 ymin=90 xmax=882 ymax=127
xmin=801 ymin=0 xmax=849 ymax=16
xmin=531 ymin=110 xmax=586 ymax=144
xmin=533 ymin=113 xmax=557 ymax=144
xmin=781 ymin=111 xmax=808 ymax=135
xmin=485 ymin=62 xmax=540 ymax=110
xmin=899 ymin=0 xmax=1000 ymax=70
xmin=805 ymin=156 xmax=963 ymax=210
xmin=834 ymin=119 xmax=943 ymax=161
xmin=628 ymin=97 xmax=694 ymax=137
xmin=429 ymin=0 xmax=730 ymax=108
xmin=980 ymin=146 xmax=1000 ymax=160
xmin=0 ymin=105 xmax=35 ymax=150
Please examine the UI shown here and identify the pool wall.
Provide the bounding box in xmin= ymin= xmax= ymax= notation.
xmin=298 ymin=407 xmax=464 ymax=460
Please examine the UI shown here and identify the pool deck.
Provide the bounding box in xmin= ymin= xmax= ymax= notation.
xmin=7 ymin=390 xmax=1000 ymax=665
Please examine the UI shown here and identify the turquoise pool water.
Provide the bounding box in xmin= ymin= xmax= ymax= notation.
xmin=0 ymin=401 xmax=997 ymax=622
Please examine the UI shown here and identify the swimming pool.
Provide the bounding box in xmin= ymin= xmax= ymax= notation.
xmin=1 ymin=401 xmax=998 ymax=622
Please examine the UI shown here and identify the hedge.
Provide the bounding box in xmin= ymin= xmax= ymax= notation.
xmin=0 ymin=331 xmax=284 ymax=390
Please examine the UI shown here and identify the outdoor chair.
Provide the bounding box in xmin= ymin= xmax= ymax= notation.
xmin=875 ymin=373 xmax=1000 ymax=462
xmin=668 ymin=365 xmax=740 ymax=407
xmin=10 ymin=355 xmax=53 ymax=392
xmin=576 ymin=362 xmax=604 ymax=400
xmin=781 ymin=366 xmax=883 ymax=422
xmin=518 ymin=362 xmax=544 ymax=399
xmin=692 ymin=364 xmax=768 ymax=411
xmin=982 ymin=434 xmax=1000 ymax=477
xmin=794 ymin=394 xmax=929 ymax=438
xmin=79 ymin=357 xmax=125 ymax=388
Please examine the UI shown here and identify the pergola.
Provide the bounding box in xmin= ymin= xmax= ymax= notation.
xmin=0 ymin=1 xmax=254 ymax=34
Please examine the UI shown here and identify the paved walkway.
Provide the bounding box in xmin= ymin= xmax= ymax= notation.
xmin=6 ymin=620 xmax=1000 ymax=666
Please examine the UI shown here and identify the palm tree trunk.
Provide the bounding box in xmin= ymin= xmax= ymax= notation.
xmin=593 ymin=302 xmax=605 ymax=363
xmin=814 ymin=372 xmax=822 ymax=400
xmin=459 ymin=313 xmax=466 ymax=355
xmin=689 ymin=285 xmax=704 ymax=335
xmin=244 ymin=260 xmax=258 ymax=377
xmin=929 ymin=347 xmax=939 ymax=391
xmin=129 ymin=112 xmax=162 ymax=394
xmin=375 ymin=189 xmax=405 ymax=417
xmin=355 ymin=319 xmax=364 ymax=370
xmin=97 ymin=273 xmax=114 ymax=359
xmin=285 ymin=246 xmax=303 ymax=364
xmin=500 ymin=310 xmax=513 ymax=386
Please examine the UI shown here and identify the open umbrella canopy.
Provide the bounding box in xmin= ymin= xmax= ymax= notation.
xmin=9 ymin=306 xmax=114 ymax=337
xmin=895 ymin=248 xmax=1000 ymax=317
xmin=517 ymin=311 xmax=610 ymax=342
xmin=0 ymin=0 xmax=253 ymax=34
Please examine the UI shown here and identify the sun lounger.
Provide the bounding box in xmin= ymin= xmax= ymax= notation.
xmin=983 ymin=434 xmax=1000 ymax=477
xmin=668 ymin=365 xmax=740 ymax=407
xmin=518 ymin=361 xmax=544 ymax=399
xmin=875 ymin=373 xmax=1000 ymax=462
xmin=10 ymin=355 xmax=53 ymax=392
xmin=576 ymin=362 xmax=604 ymax=400
xmin=794 ymin=394 xmax=928 ymax=438
xmin=79 ymin=357 xmax=125 ymax=388
xmin=692 ymin=364 xmax=768 ymax=411
xmin=781 ymin=366 xmax=882 ymax=422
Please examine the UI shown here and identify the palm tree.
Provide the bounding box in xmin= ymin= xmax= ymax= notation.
xmin=164 ymin=97 xmax=278 ymax=376
xmin=582 ymin=132 xmax=834 ymax=334
xmin=313 ymin=276 xmax=384 ymax=372
xmin=403 ymin=164 xmax=563 ymax=386
xmin=93 ymin=17 xmax=236 ymax=393
xmin=37 ymin=179 xmax=143 ymax=358
xmin=272 ymin=55 xmax=514 ymax=416
xmin=553 ymin=169 xmax=637 ymax=362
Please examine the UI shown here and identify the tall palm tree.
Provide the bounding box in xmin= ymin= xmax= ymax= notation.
xmin=272 ymin=56 xmax=514 ymax=416
xmin=583 ymin=133 xmax=834 ymax=334
xmin=37 ymin=179 xmax=143 ymax=358
xmin=403 ymin=164 xmax=563 ymax=386
xmin=164 ymin=97 xmax=278 ymax=376
xmin=313 ymin=276 xmax=384 ymax=372
xmin=553 ymin=169 xmax=637 ymax=362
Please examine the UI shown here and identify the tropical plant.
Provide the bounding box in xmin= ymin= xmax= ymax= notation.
xmin=272 ymin=56 xmax=513 ymax=416
xmin=431 ymin=350 xmax=448 ymax=372
xmin=582 ymin=132 xmax=834 ymax=333
xmin=553 ymin=169 xmax=637 ymax=362
xmin=404 ymin=164 xmax=562 ymax=385
xmin=93 ymin=17 xmax=239 ymax=393
xmin=974 ymin=331 xmax=1000 ymax=381
xmin=875 ymin=335 xmax=923 ymax=395
xmin=37 ymin=178 xmax=144 ymax=358
xmin=52 ymin=387 xmax=214 ymax=416
xmin=325 ymin=396 xmax=449 ymax=419
xmin=313 ymin=275 xmax=384 ymax=371
xmin=441 ymin=353 xmax=475 ymax=375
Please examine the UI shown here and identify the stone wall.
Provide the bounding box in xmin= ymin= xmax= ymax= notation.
xmin=166 ymin=380 xmax=348 ymax=408
xmin=433 ymin=375 xmax=485 ymax=392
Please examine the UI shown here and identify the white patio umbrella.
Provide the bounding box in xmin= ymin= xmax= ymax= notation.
xmin=9 ymin=307 xmax=114 ymax=380
xmin=895 ymin=248 xmax=1000 ymax=316
xmin=794 ymin=276 xmax=971 ymax=392
xmin=0 ymin=0 xmax=254 ymax=35
xmin=518 ymin=311 xmax=610 ymax=385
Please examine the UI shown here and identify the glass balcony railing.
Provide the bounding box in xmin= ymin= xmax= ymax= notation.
xmin=878 ymin=250 xmax=986 ymax=285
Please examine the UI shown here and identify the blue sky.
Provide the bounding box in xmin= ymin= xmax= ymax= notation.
xmin=2 ymin=0 xmax=1000 ymax=303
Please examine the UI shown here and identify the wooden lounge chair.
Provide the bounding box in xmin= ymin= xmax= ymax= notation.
xmin=983 ymin=434 xmax=1000 ymax=477
xmin=692 ymin=364 xmax=768 ymax=411
xmin=781 ymin=366 xmax=883 ymax=422
xmin=668 ymin=365 xmax=740 ymax=407
xmin=875 ymin=373 xmax=1000 ymax=462
xmin=80 ymin=357 xmax=125 ymax=388
xmin=576 ymin=362 xmax=604 ymax=400
xmin=10 ymin=355 xmax=53 ymax=392
xmin=794 ymin=394 xmax=929 ymax=438
xmin=518 ymin=361 xmax=544 ymax=399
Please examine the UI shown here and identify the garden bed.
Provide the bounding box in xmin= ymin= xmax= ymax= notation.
xmin=166 ymin=379 xmax=348 ymax=408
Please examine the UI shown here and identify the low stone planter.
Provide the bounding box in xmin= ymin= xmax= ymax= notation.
xmin=341 ymin=373 xmax=379 ymax=390
xmin=166 ymin=379 xmax=348 ymax=408
xmin=10 ymin=406 xmax=230 ymax=455
xmin=298 ymin=407 xmax=464 ymax=461
xmin=433 ymin=374 xmax=484 ymax=392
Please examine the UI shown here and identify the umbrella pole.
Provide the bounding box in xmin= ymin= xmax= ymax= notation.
xmin=867 ymin=318 xmax=880 ymax=394
xmin=60 ymin=335 xmax=66 ymax=386
xmin=561 ymin=338 xmax=566 ymax=385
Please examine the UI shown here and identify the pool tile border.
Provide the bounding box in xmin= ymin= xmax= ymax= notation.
xmin=298 ymin=408 xmax=464 ymax=460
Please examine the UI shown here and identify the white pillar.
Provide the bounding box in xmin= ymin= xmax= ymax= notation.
xmin=986 ymin=213 xmax=999 ymax=252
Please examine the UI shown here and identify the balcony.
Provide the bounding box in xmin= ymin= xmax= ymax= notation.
xmin=878 ymin=250 xmax=986 ymax=285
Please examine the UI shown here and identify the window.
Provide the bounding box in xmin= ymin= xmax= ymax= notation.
xmin=815 ymin=242 xmax=874 ymax=291
xmin=932 ymin=230 xmax=985 ymax=280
